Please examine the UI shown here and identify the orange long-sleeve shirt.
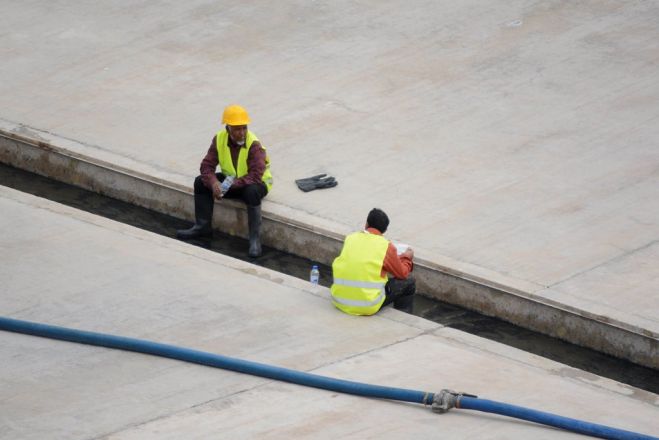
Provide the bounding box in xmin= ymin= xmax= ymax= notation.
xmin=364 ymin=227 xmax=413 ymax=279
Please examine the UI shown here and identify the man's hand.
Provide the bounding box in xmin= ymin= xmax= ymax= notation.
xmin=212 ymin=181 xmax=223 ymax=200
xmin=402 ymin=247 xmax=414 ymax=260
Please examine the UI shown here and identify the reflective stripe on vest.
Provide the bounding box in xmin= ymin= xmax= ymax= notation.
xmin=333 ymin=279 xmax=386 ymax=289
xmin=216 ymin=129 xmax=273 ymax=192
xmin=330 ymin=231 xmax=389 ymax=316
xmin=331 ymin=282 xmax=385 ymax=308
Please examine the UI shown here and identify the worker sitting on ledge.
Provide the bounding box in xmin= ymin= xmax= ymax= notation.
xmin=176 ymin=104 xmax=273 ymax=258
xmin=331 ymin=208 xmax=416 ymax=315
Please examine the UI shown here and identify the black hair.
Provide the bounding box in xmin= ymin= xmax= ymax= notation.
xmin=366 ymin=208 xmax=389 ymax=233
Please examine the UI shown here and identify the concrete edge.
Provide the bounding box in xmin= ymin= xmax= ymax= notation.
xmin=1 ymin=125 xmax=656 ymax=369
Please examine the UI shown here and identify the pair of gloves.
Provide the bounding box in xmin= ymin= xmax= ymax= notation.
xmin=295 ymin=174 xmax=338 ymax=192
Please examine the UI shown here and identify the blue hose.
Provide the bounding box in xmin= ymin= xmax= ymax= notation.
xmin=1 ymin=316 xmax=656 ymax=440
xmin=458 ymin=397 xmax=656 ymax=440
xmin=0 ymin=316 xmax=430 ymax=404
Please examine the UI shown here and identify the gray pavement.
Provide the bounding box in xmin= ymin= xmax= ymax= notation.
xmin=0 ymin=1 xmax=658 ymax=366
xmin=1 ymin=187 xmax=657 ymax=439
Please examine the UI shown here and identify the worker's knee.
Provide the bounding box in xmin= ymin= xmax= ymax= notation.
xmin=242 ymin=183 xmax=267 ymax=206
xmin=386 ymin=276 xmax=416 ymax=298
xmin=193 ymin=175 xmax=207 ymax=194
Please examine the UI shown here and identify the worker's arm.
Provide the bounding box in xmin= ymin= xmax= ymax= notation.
xmin=232 ymin=141 xmax=266 ymax=189
xmin=200 ymin=136 xmax=221 ymax=196
xmin=381 ymin=243 xmax=414 ymax=279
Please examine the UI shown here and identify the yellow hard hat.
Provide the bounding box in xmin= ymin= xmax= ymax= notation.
xmin=222 ymin=104 xmax=250 ymax=126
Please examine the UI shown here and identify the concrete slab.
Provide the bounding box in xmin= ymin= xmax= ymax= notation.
xmin=0 ymin=187 xmax=657 ymax=439
xmin=0 ymin=1 xmax=657 ymax=366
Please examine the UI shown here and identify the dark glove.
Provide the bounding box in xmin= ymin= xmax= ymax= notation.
xmin=295 ymin=174 xmax=338 ymax=192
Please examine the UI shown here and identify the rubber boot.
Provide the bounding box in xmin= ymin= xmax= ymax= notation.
xmin=393 ymin=294 xmax=414 ymax=313
xmin=387 ymin=276 xmax=416 ymax=313
xmin=176 ymin=193 xmax=214 ymax=239
xmin=247 ymin=205 xmax=262 ymax=258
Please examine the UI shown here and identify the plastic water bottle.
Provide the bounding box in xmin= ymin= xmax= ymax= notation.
xmin=220 ymin=175 xmax=234 ymax=195
xmin=309 ymin=265 xmax=320 ymax=285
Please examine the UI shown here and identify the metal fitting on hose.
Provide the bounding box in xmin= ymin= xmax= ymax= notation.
xmin=432 ymin=389 xmax=478 ymax=414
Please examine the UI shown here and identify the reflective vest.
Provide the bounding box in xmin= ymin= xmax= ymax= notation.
xmin=331 ymin=231 xmax=389 ymax=316
xmin=216 ymin=129 xmax=273 ymax=192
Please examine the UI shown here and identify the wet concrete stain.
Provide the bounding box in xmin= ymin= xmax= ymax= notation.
xmin=1 ymin=162 xmax=657 ymax=394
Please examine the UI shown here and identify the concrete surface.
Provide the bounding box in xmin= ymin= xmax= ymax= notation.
xmin=0 ymin=1 xmax=658 ymax=366
xmin=1 ymin=187 xmax=657 ymax=439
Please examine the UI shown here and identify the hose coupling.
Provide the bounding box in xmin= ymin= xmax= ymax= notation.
xmin=432 ymin=389 xmax=478 ymax=414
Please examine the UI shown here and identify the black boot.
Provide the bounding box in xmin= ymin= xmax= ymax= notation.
xmin=247 ymin=204 xmax=262 ymax=258
xmin=393 ymin=294 xmax=415 ymax=313
xmin=176 ymin=193 xmax=214 ymax=239
xmin=386 ymin=276 xmax=416 ymax=313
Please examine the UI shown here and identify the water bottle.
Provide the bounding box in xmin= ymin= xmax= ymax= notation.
xmin=309 ymin=265 xmax=320 ymax=285
xmin=220 ymin=175 xmax=234 ymax=195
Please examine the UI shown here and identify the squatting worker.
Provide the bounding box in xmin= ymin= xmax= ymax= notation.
xmin=176 ymin=104 xmax=273 ymax=258
xmin=331 ymin=208 xmax=416 ymax=315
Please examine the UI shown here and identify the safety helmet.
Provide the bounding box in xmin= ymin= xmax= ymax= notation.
xmin=222 ymin=104 xmax=250 ymax=126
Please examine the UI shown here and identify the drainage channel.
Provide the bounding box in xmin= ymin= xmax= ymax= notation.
xmin=2 ymin=162 xmax=657 ymax=394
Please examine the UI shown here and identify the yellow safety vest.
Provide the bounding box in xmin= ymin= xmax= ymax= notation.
xmin=331 ymin=231 xmax=389 ymax=316
xmin=216 ymin=129 xmax=273 ymax=192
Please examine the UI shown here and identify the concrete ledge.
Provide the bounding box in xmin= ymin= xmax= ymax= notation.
xmin=1 ymin=126 xmax=656 ymax=369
